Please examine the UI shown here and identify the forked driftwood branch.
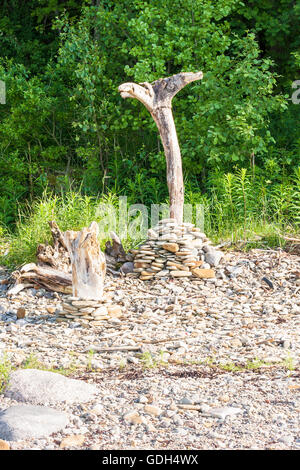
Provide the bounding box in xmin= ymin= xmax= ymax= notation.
xmin=118 ymin=71 xmax=203 ymax=224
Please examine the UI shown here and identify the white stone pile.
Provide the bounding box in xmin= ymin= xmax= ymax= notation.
xmin=57 ymin=297 xmax=123 ymax=326
xmin=131 ymin=218 xmax=223 ymax=281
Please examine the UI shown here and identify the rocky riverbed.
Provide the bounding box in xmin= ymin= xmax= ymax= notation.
xmin=0 ymin=248 xmax=299 ymax=450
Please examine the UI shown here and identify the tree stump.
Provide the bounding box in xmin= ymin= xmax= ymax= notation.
xmin=63 ymin=221 xmax=106 ymax=300
xmin=118 ymin=71 xmax=203 ymax=224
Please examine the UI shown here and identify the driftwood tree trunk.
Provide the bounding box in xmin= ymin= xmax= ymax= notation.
xmin=118 ymin=71 xmax=203 ymax=224
xmin=63 ymin=221 xmax=106 ymax=300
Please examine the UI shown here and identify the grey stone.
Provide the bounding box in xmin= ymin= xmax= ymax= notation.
xmin=207 ymin=406 xmax=243 ymax=420
xmin=147 ymin=229 xmax=159 ymax=239
xmin=5 ymin=369 xmax=98 ymax=405
xmin=204 ymin=249 xmax=223 ymax=267
xmin=178 ymin=397 xmax=194 ymax=405
xmin=120 ymin=262 xmax=134 ymax=274
xmin=0 ymin=405 xmax=68 ymax=441
xmin=278 ymin=435 xmax=294 ymax=446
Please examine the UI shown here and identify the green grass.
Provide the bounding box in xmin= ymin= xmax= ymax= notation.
xmin=0 ymin=189 xmax=140 ymax=269
xmin=0 ymin=166 xmax=299 ymax=269
xmin=176 ymin=355 xmax=297 ymax=373
xmin=0 ymin=352 xmax=92 ymax=389
xmin=0 ymin=353 xmax=13 ymax=393
xmin=138 ymin=350 xmax=169 ymax=369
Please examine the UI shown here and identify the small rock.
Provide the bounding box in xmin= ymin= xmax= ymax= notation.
xmin=0 ymin=439 xmax=10 ymax=450
xmin=60 ymin=434 xmax=86 ymax=449
xmin=146 ymin=422 xmax=157 ymax=432
xmin=162 ymin=243 xmax=179 ymax=253
xmin=138 ymin=395 xmax=149 ymax=404
xmin=170 ymin=271 xmax=192 ymax=278
xmin=229 ymin=338 xmax=243 ymax=348
xmin=46 ymin=306 xmax=56 ymax=314
xmin=143 ymin=405 xmax=163 ymax=417
xmin=207 ymin=406 xmax=243 ymax=420
xmin=204 ymin=248 xmax=223 ymax=267
xmin=278 ymin=435 xmax=293 ymax=446
xmin=148 ymin=229 xmax=158 ymax=239
xmin=123 ymin=411 xmax=144 ymax=425
xmin=16 ymin=307 xmax=26 ymax=319
xmin=191 ymin=268 xmax=215 ymax=279
xmin=200 ymin=404 xmax=211 ymax=413
xmin=178 ymin=397 xmax=194 ymax=405
xmin=0 ymin=405 xmax=68 ymax=441
xmin=90 ymin=404 xmax=104 ymax=416
xmin=120 ymin=262 xmax=134 ymax=274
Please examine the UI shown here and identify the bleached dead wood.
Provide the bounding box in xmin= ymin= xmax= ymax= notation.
xmin=119 ymin=71 xmax=203 ymax=224
xmin=7 ymin=263 xmax=72 ymax=295
xmin=7 ymin=222 xmax=125 ymax=295
xmin=63 ymin=221 xmax=106 ymax=300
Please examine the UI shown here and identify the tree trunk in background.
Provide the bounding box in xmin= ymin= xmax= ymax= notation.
xmin=118 ymin=71 xmax=203 ymax=224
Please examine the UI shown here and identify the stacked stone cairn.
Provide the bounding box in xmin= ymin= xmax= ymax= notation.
xmin=57 ymin=297 xmax=123 ymax=326
xmin=131 ymin=218 xmax=223 ymax=281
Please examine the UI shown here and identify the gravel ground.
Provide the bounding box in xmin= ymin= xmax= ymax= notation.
xmin=0 ymin=248 xmax=299 ymax=450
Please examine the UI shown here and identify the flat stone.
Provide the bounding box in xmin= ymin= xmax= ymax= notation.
xmin=229 ymin=338 xmax=243 ymax=348
xmin=160 ymin=234 xmax=177 ymax=241
xmin=150 ymin=266 xmax=162 ymax=271
xmin=207 ymin=407 xmax=243 ymax=420
xmin=134 ymin=261 xmax=151 ymax=267
xmin=193 ymin=232 xmax=206 ymax=239
xmin=144 ymin=405 xmax=163 ymax=416
xmin=61 ymin=303 xmax=80 ymax=312
xmin=170 ymin=271 xmax=192 ymax=277
xmin=106 ymin=305 xmax=123 ymax=316
xmin=175 ymin=251 xmax=193 ymax=257
xmin=90 ymin=404 xmax=104 ymax=415
xmin=60 ymin=434 xmax=86 ymax=448
xmin=178 ymin=397 xmax=195 ymax=405
xmin=155 ymin=270 xmax=170 ymax=277
xmin=123 ymin=411 xmax=144 ymax=425
xmin=191 ymin=268 xmax=215 ymax=279
xmin=159 ymin=218 xmax=177 ymax=224
xmin=147 ymin=229 xmax=158 ymax=239
xmin=46 ymin=306 xmax=56 ymax=314
xmin=71 ymin=300 xmax=102 ymax=308
xmin=79 ymin=307 xmax=95 ymax=314
xmin=16 ymin=307 xmax=26 ymax=319
xmin=92 ymin=306 xmax=108 ymax=317
xmin=63 ymin=311 xmax=85 ymax=317
xmin=162 ymin=243 xmax=179 ymax=253
xmin=5 ymin=369 xmax=98 ymax=405
xmin=0 ymin=405 xmax=68 ymax=441
xmin=166 ymin=262 xmax=189 ymax=271
xmin=0 ymin=439 xmax=10 ymax=450
xmin=152 ymin=262 xmax=165 ymax=268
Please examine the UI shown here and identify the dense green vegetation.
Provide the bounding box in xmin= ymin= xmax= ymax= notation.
xmin=0 ymin=0 xmax=299 ymax=262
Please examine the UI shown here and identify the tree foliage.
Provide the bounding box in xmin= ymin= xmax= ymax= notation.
xmin=0 ymin=0 xmax=299 ymax=227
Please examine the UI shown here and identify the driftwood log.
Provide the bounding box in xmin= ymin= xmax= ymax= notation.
xmin=118 ymin=71 xmax=203 ymax=224
xmin=63 ymin=221 xmax=106 ymax=300
xmin=7 ymin=221 xmax=129 ymax=296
